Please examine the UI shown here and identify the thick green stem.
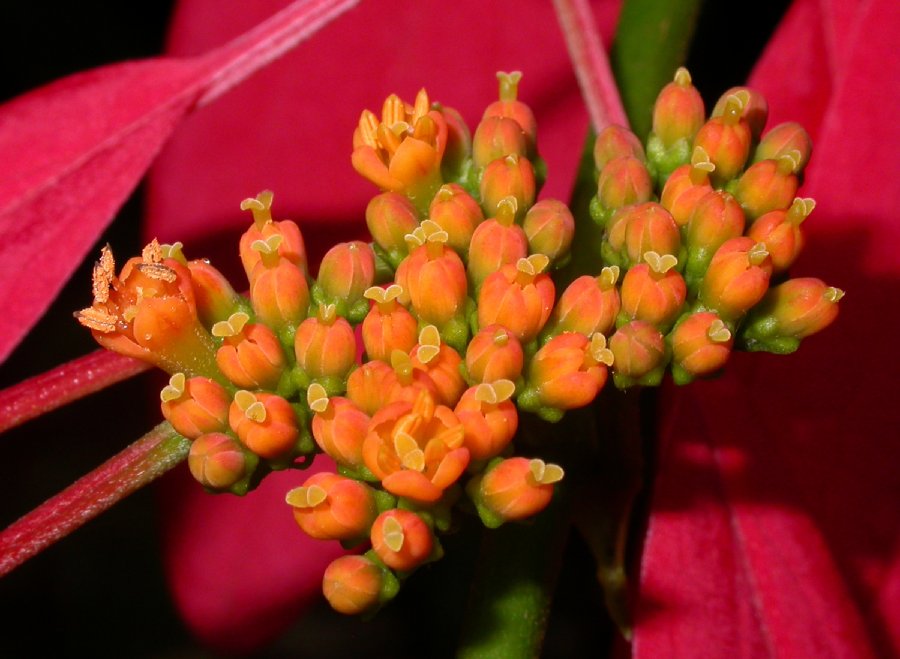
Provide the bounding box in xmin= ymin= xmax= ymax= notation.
xmin=611 ymin=0 xmax=703 ymax=138
xmin=457 ymin=489 xmax=571 ymax=659
xmin=0 ymin=421 xmax=188 ymax=576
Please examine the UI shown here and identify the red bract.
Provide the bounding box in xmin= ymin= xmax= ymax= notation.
xmin=635 ymin=1 xmax=900 ymax=657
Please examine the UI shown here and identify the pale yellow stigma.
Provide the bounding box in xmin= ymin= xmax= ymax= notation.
xmin=673 ymin=66 xmax=692 ymax=87
xmin=707 ymin=319 xmax=732 ymax=343
xmin=285 ymin=484 xmax=327 ymax=508
xmin=474 ymin=379 xmax=516 ymax=405
xmin=235 ymin=390 xmax=266 ymax=423
xmin=212 ymin=311 xmax=250 ymax=338
xmin=307 ymin=383 xmax=330 ymax=414
xmin=644 ymin=251 xmax=678 ymax=274
xmin=416 ymin=325 xmax=441 ymax=364
xmin=240 ymin=190 xmax=274 ymax=226
xmin=394 ymin=431 xmax=425 ymax=472
xmin=589 ymin=333 xmax=615 ymax=367
xmin=382 ymin=516 xmax=406 ymax=552
xmin=599 ymin=265 xmax=620 ymax=288
xmin=748 ymin=243 xmax=770 ymax=266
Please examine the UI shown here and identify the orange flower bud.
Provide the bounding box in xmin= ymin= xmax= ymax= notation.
xmin=477 ymin=255 xmax=555 ymax=344
xmin=294 ymin=304 xmax=357 ymax=382
xmin=733 ymin=156 xmax=800 ymax=221
xmin=410 ymin=326 xmax=466 ymax=407
xmin=361 ymin=285 xmax=418 ymax=362
xmin=322 ymin=555 xmax=384 ymax=615
xmin=160 ymin=373 xmax=229 ymax=439
xmin=229 ymin=390 xmax=299 ymax=459
xmin=365 ymin=192 xmax=420 ymax=267
xmin=482 ymin=71 xmax=537 ymax=154
xmin=386 ymin=350 xmax=441 ymax=408
xmin=660 ymin=146 xmax=716 ymax=228
xmin=465 ymin=325 xmax=524 ymax=384
xmin=308 ymin=383 xmax=370 ymax=469
xmin=188 ymin=432 xmax=252 ymax=491
xmin=371 ymin=509 xmax=434 ymax=572
xmin=596 ymin=156 xmax=653 ymax=218
xmin=684 ymin=190 xmax=746 ymax=288
xmin=455 ymin=380 xmax=518 ymax=460
xmin=239 ymin=190 xmax=307 ymax=278
xmin=480 ymin=153 xmax=536 ymax=219
xmin=213 ymin=312 xmax=286 ymax=390
xmin=620 ymin=252 xmax=687 ymax=331
xmin=316 ymin=241 xmax=376 ymax=314
xmin=711 ymin=86 xmax=768 ymax=140
xmin=363 ymin=391 xmax=469 ymax=504
xmin=394 ymin=221 xmax=468 ymax=329
xmin=747 ymin=198 xmax=814 ymax=273
xmin=742 ymin=278 xmax=843 ymax=351
xmin=248 ymin=236 xmax=310 ymax=331
xmin=523 ymin=199 xmax=575 ymax=264
xmin=472 ymin=457 xmax=562 ymax=526
xmin=692 ymin=93 xmax=752 ymax=185
xmin=753 ymin=121 xmax=811 ymax=173
xmin=652 ymin=67 xmax=705 ymax=148
xmin=286 ymin=472 xmax=377 ymax=542
xmin=605 ymin=202 xmax=681 ymax=270
xmin=437 ymin=104 xmax=472 ymax=180
xmin=609 ymin=320 xmax=667 ymax=384
xmin=546 ymin=268 xmax=621 ymax=338
xmin=428 ymin=183 xmax=484 ymax=256
xmin=669 ymin=311 xmax=733 ymax=382
xmin=525 ymin=333 xmax=612 ymax=410
xmin=700 ymin=238 xmax=773 ymax=320
xmin=467 ymin=197 xmax=529 ymax=290
xmin=77 ymin=242 xmax=221 ymax=380
xmin=186 ymin=258 xmax=242 ymax=328
xmin=593 ymin=124 xmax=645 ymax=171
xmin=346 ymin=360 xmax=400 ymax=416
xmin=473 ymin=115 xmax=528 ymax=169
xmin=351 ymin=89 xmax=447 ymax=213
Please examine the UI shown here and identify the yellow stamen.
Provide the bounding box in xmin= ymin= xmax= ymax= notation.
xmin=160 ymin=373 xmax=186 ymax=403
xmin=240 ymin=190 xmax=274 ymax=227
xmin=528 ymin=458 xmax=565 ymax=485
xmin=307 ymin=383 xmax=330 ymax=414
xmin=75 ymin=306 xmax=118 ymax=332
xmin=707 ymin=319 xmax=732 ymax=343
xmin=382 ymin=516 xmax=406 ymax=552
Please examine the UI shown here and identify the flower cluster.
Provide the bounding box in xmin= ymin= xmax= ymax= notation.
xmin=77 ymin=69 xmax=840 ymax=615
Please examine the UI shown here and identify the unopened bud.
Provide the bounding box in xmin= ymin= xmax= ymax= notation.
xmin=429 ymin=184 xmax=484 ymax=256
xmin=473 ymin=115 xmax=528 ymax=169
xmin=480 ymin=154 xmax=536 ymax=219
xmin=366 ymin=192 xmax=420 ymax=267
xmin=652 ymin=67 xmax=706 ymax=148
xmin=546 ymin=269 xmax=621 ymax=338
xmin=294 ymin=306 xmax=357 ymax=382
xmin=483 ymin=71 xmax=538 ymax=153
xmin=188 ymin=432 xmax=252 ymax=491
xmin=371 ymin=509 xmax=435 ymax=572
xmin=309 ymin=385 xmax=370 ymax=469
xmin=753 ymin=122 xmax=811 ymax=173
xmin=471 ymin=457 xmax=562 ymax=527
xmin=746 ymin=198 xmax=814 ymax=273
xmin=595 ymin=156 xmax=654 ymax=223
xmin=669 ymin=312 xmax=733 ymax=383
xmin=712 ymin=86 xmax=768 ymax=140
xmin=692 ymin=98 xmax=752 ymax=185
xmin=187 ymin=259 xmax=242 ymax=328
xmin=322 ymin=555 xmax=385 ymax=615
xmin=609 ymin=320 xmax=667 ymax=386
xmin=464 ymin=325 xmax=525 ymax=384
xmin=455 ymin=380 xmax=518 ymax=460
xmin=214 ymin=316 xmax=286 ymax=390
xmin=477 ymin=257 xmax=555 ymax=344
xmin=523 ymin=199 xmax=575 ymax=265
xmin=604 ymin=202 xmax=681 ymax=270
xmin=699 ymin=238 xmax=772 ymax=320
xmin=361 ymin=285 xmax=418 ymax=362
xmin=287 ymin=472 xmax=377 ymax=542
xmin=619 ymin=254 xmax=687 ymax=331
xmin=160 ymin=373 xmax=230 ymax=439
xmin=316 ymin=241 xmax=376 ymax=318
xmin=733 ymin=157 xmax=800 ymax=221
xmin=659 ymin=146 xmax=716 ymax=227
xmin=467 ymin=198 xmax=529 ymax=289
xmin=593 ymin=124 xmax=645 ymax=170
xmin=248 ymin=256 xmax=310 ymax=332
xmin=525 ymin=333 xmax=611 ymax=410
xmin=229 ymin=391 xmax=299 ymax=459
xmin=684 ymin=190 xmax=746 ymax=289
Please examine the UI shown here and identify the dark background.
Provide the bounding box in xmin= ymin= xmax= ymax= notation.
xmin=0 ymin=2 xmax=789 ymax=656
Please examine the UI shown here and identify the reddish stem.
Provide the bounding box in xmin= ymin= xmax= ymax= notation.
xmin=552 ymin=0 xmax=629 ymax=130
xmin=0 ymin=350 xmax=150 ymax=435
xmin=0 ymin=421 xmax=188 ymax=576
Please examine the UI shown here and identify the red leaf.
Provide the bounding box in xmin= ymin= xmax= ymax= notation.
xmin=635 ymin=0 xmax=900 ymax=656
xmin=0 ymin=0 xmax=359 ymax=366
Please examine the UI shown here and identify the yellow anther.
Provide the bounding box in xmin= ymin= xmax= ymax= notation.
xmin=412 ymin=88 xmax=431 ymax=124
xmin=240 ymin=190 xmax=275 ymax=226
xmin=599 ymin=265 xmax=620 ymax=288
xmin=382 ymin=94 xmax=406 ymax=128
xmin=404 ymin=226 xmax=427 ymax=250
xmin=589 ymin=333 xmax=615 ymax=366
xmin=251 ymin=234 xmax=283 ymax=255
xmin=307 ymin=383 xmax=330 ymax=414
xmin=92 ymin=262 xmax=110 ymax=304
xmin=644 ymin=251 xmax=678 ymax=274
xmin=788 ymin=197 xmax=816 ymax=223
xmin=98 ymin=244 xmax=115 ymax=281
xmin=211 ymin=311 xmax=249 ymax=338
xmin=673 ymin=66 xmax=692 ymax=86
xmin=318 ymin=304 xmax=337 ymax=324
xmin=285 ymin=484 xmax=327 ymax=508
xmin=708 ymin=319 xmax=732 ymax=343
xmin=691 ymin=145 xmax=716 ymax=173
xmin=234 ymin=390 xmax=266 ymax=422
xmin=160 ymin=373 xmax=186 ymax=403
xmin=528 ymin=458 xmax=565 ymax=485
xmin=75 ymin=307 xmax=118 ymax=332
xmin=516 ymin=253 xmax=549 ymax=277
xmin=135 ymin=262 xmax=177 ymax=283
xmin=142 ymin=238 xmax=163 ymax=264
xmin=382 ymin=516 xmax=406 ymax=552
xmin=748 ymin=243 xmax=770 ymax=266
xmin=825 ymin=287 xmax=845 ymax=303
xmin=357 ymin=109 xmax=380 ymax=149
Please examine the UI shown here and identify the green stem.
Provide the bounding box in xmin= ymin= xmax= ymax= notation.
xmin=457 ymin=488 xmax=571 ymax=659
xmin=0 ymin=421 xmax=188 ymax=576
xmin=611 ymin=0 xmax=703 ymax=138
